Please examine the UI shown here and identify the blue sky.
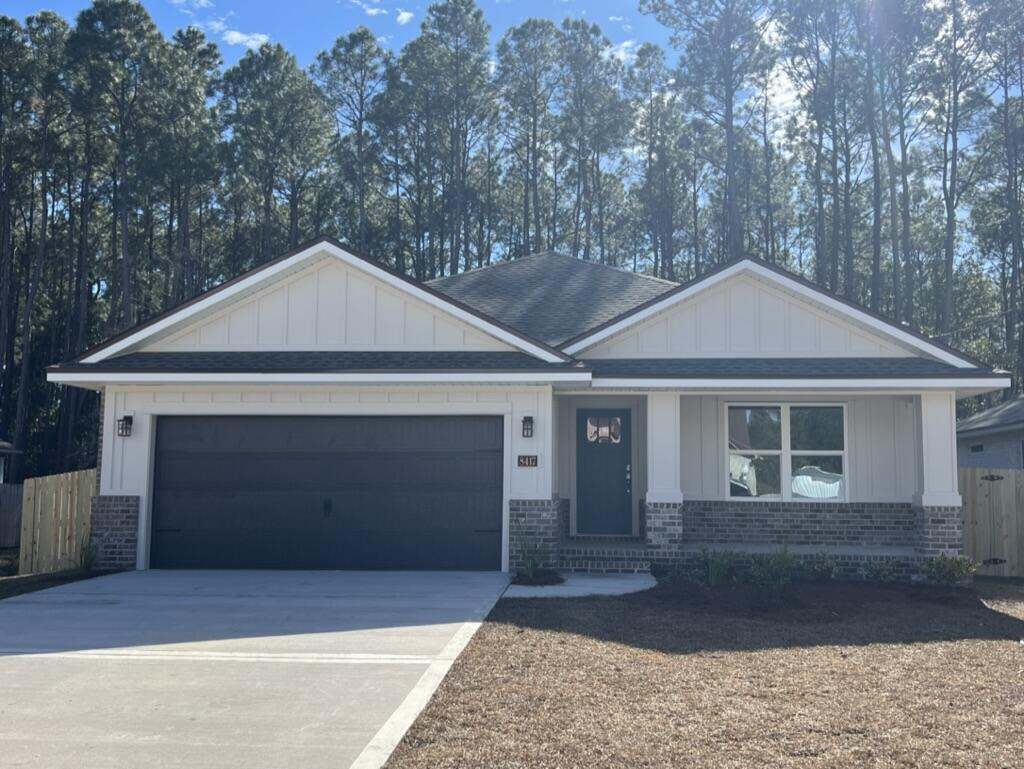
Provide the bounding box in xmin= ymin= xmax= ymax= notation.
xmin=5 ymin=0 xmax=675 ymax=68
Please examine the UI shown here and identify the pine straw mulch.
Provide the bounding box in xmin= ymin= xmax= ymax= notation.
xmin=385 ymin=578 xmax=1024 ymax=769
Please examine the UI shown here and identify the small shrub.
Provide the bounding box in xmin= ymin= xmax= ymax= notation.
xmin=78 ymin=539 xmax=98 ymax=573
xmin=513 ymin=538 xmax=563 ymax=586
xmin=863 ymin=558 xmax=897 ymax=582
xmin=698 ymin=548 xmax=741 ymax=587
xmin=924 ymin=555 xmax=977 ymax=586
xmin=745 ymin=546 xmax=798 ymax=604
xmin=801 ymin=552 xmax=839 ymax=583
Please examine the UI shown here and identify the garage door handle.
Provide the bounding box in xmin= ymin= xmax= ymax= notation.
xmin=323 ymin=498 xmax=332 ymax=518
xmin=474 ymin=528 xmax=501 ymax=534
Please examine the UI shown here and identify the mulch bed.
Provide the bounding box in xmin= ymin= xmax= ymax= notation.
xmin=0 ymin=570 xmax=96 ymax=601
xmin=386 ymin=579 xmax=1024 ymax=769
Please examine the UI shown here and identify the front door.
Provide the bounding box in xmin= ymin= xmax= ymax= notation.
xmin=576 ymin=409 xmax=632 ymax=535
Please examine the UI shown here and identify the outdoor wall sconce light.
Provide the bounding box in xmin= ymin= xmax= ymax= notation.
xmin=521 ymin=416 xmax=534 ymax=438
xmin=117 ymin=415 xmax=133 ymax=438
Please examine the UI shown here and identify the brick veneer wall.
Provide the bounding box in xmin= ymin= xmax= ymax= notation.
xmin=644 ymin=502 xmax=684 ymax=564
xmin=90 ymin=495 xmax=140 ymax=570
xmin=680 ymin=500 xmax=919 ymax=548
xmin=509 ymin=498 xmax=565 ymax=572
xmin=915 ymin=506 xmax=963 ymax=556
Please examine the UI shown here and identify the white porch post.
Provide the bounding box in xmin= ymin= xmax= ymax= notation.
xmin=914 ymin=391 xmax=961 ymax=508
xmin=646 ymin=392 xmax=683 ymax=504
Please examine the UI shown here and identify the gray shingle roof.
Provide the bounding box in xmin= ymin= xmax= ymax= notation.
xmin=428 ymin=252 xmax=676 ymax=346
xmin=957 ymin=396 xmax=1024 ymax=435
xmin=588 ymin=357 xmax=998 ymax=379
xmin=51 ymin=351 xmax=582 ymax=373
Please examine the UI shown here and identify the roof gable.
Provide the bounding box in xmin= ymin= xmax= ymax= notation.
xmin=565 ymin=258 xmax=981 ymax=368
xmin=429 ymin=252 xmax=675 ymax=346
xmin=79 ymin=238 xmax=567 ymax=364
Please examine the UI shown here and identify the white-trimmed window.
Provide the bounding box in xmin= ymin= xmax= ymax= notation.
xmin=726 ymin=404 xmax=847 ymax=501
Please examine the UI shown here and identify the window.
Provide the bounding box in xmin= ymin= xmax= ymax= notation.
xmin=586 ymin=416 xmax=622 ymax=444
xmin=970 ymin=444 xmax=984 ymax=454
xmin=727 ymin=404 xmax=846 ymax=501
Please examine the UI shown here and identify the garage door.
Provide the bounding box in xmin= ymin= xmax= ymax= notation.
xmin=150 ymin=415 xmax=503 ymax=570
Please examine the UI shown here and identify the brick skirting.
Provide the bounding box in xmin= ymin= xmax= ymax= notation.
xmin=509 ymin=497 xmax=566 ymax=572
xmin=90 ymin=495 xmax=140 ymax=570
xmin=679 ymin=500 xmax=919 ymax=548
xmin=640 ymin=499 xmax=963 ymax=573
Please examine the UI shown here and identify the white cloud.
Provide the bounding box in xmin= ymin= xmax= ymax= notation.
xmin=170 ymin=0 xmax=214 ymax=9
xmin=222 ymin=29 xmax=269 ymax=49
xmin=351 ymin=0 xmax=388 ymax=16
xmin=608 ymin=15 xmax=624 ymax=22
xmin=607 ymin=39 xmax=638 ymax=65
xmin=396 ymin=9 xmax=414 ymax=25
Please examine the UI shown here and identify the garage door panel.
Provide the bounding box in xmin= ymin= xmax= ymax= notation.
xmin=156 ymin=416 xmax=504 ymax=454
xmin=151 ymin=415 xmax=503 ymax=570
xmin=155 ymin=452 xmax=503 ymax=493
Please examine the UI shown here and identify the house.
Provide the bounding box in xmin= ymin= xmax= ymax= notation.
xmin=0 ymin=440 xmax=18 ymax=484
xmin=957 ymin=396 xmax=1024 ymax=469
xmin=47 ymin=238 xmax=1010 ymax=576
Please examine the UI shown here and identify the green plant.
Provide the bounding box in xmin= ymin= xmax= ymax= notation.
xmin=801 ymin=552 xmax=839 ymax=583
xmin=699 ymin=548 xmax=740 ymax=587
xmin=745 ymin=546 xmax=798 ymax=603
xmin=924 ymin=555 xmax=977 ymax=586
xmin=517 ymin=538 xmax=544 ymax=580
xmin=863 ymin=558 xmax=897 ymax=582
xmin=78 ymin=539 xmax=98 ymax=573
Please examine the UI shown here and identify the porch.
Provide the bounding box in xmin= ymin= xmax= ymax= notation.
xmin=534 ymin=390 xmax=964 ymax=575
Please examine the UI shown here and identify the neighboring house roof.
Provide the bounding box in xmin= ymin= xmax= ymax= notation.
xmin=428 ymin=252 xmax=676 ymax=346
xmin=52 ymin=351 xmax=584 ymax=373
xmin=957 ymin=396 xmax=1024 ymax=436
xmin=588 ymin=358 xmax=999 ymax=379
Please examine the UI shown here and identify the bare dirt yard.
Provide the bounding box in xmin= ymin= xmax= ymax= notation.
xmin=386 ymin=579 xmax=1024 ymax=769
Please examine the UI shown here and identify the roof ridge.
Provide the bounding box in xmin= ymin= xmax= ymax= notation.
xmin=426 ymin=251 xmax=679 ymax=287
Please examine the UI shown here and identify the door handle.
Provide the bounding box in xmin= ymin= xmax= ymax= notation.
xmin=323 ymin=498 xmax=332 ymax=518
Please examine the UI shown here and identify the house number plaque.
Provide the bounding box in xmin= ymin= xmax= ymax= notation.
xmin=517 ymin=455 xmax=538 ymax=468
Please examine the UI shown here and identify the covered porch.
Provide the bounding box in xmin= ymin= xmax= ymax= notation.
xmin=547 ymin=387 xmax=966 ymax=575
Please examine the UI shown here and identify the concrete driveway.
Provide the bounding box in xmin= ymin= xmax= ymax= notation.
xmin=0 ymin=570 xmax=508 ymax=769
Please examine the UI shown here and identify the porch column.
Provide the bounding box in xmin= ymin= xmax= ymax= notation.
xmin=646 ymin=392 xmax=683 ymax=504
xmin=914 ymin=391 xmax=963 ymax=557
xmin=914 ymin=391 xmax=961 ymax=508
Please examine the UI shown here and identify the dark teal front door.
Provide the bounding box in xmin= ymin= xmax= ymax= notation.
xmin=576 ymin=409 xmax=632 ymax=535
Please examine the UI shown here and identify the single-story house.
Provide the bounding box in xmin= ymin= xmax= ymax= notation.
xmin=957 ymin=396 xmax=1024 ymax=469
xmin=47 ymin=238 xmax=1010 ymax=575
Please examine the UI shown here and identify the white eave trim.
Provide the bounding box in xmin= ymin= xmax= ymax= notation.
xmin=563 ymin=260 xmax=978 ymax=368
xmin=80 ymin=241 xmax=566 ymax=365
xmin=47 ymin=371 xmax=593 ymax=386
xmin=590 ymin=376 xmax=1012 ymax=391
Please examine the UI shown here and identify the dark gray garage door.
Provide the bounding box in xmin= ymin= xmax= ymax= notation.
xmin=151 ymin=415 xmax=503 ymax=570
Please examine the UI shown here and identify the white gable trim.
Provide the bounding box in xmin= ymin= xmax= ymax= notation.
xmin=81 ymin=240 xmax=566 ymax=364
xmin=564 ymin=260 xmax=977 ymax=368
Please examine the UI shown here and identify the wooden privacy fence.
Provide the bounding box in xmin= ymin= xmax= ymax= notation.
xmin=960 ymin=467 xmax=1024 ymax=578
xmin=18 ymin=469 xmax=96 ymax=575
xmin=0 ymin=484 xmax=23 ymax=548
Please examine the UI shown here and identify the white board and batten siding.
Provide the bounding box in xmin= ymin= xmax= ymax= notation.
xmin=582 ymin=275 xmax=911 ymax=358
xmin=143 ymin=258 xmax=512 ymax=353
xmin=678 ymin=394 xmax=920 ymax=503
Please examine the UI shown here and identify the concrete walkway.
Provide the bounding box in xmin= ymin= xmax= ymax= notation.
xmin=505 ymin=572 xmax=657 ymax=598
xmin=0 ymin=570 xmax=508 ymax=769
